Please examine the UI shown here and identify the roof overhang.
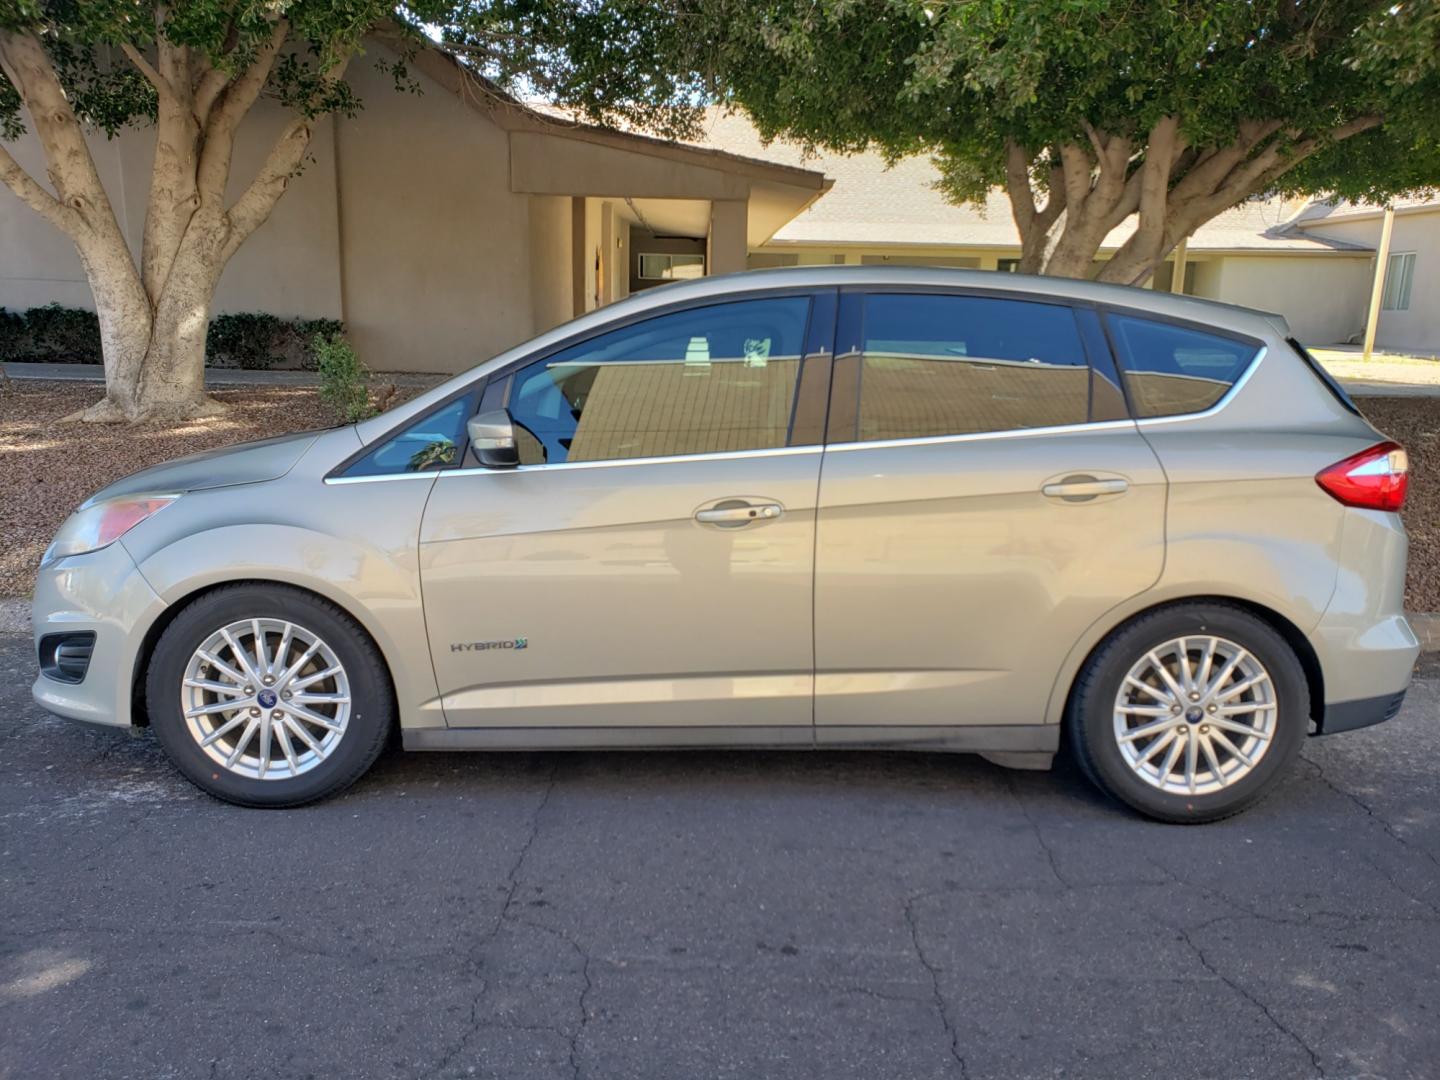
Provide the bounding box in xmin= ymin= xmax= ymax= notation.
xmin=370 ymin=24 xmax=830 ymax=247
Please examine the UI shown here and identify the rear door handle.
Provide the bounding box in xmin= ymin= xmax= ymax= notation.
xmin=1041 ymin=476 xmax=1129 ymax=500
xmin=695 ymin=501 xmax=784 ymax=527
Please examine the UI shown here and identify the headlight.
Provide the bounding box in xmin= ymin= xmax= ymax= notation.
xmin=41 ymin=494 xmax=180 ymax=567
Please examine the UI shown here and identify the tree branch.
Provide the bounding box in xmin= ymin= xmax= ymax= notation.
xmin=196 ymin=18 xmax=290 ymax=205
xmin=0 ymin=139 xmax=76 ymax=232
xmin=120 ymin=43 xmax=170 ymax=95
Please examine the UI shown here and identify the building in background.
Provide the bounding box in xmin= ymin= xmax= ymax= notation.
xmin=690 ymin=111 xmax=1434 ymax=354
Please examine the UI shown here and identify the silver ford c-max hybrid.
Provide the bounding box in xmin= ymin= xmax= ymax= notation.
xmin=32 ymin=267 xmax=1417 ymax=821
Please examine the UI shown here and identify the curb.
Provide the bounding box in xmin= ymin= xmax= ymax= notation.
xmin=4 ymin=597 xmax=1439 ymax=652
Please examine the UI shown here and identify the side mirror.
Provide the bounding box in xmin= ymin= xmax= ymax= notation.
xmin=467 ymin=409 xmax=519 ymax=469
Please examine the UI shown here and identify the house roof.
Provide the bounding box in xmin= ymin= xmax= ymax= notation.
xmin=1292 ymin=196 xmax=1440 ymax=227
xmin=689 ymin=110 xmax=1373 ymax=255
xmin=371 ymin=27 xmax=829 ymax=195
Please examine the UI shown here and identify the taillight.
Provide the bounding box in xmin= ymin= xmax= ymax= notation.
xmin=1316 ymin=441 xmax=1409 ymax=511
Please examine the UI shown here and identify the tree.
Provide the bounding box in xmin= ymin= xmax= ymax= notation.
xmin=696 ymin=0 xmax=1440 ymax=284
xmin=0 ymin=1 xmax=702 ymax=421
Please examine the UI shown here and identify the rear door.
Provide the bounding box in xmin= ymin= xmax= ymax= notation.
xmin=813 ymin=289 xmax=1167 ymax=737
xmin=420 ymin=290 xmax=836 ymax=732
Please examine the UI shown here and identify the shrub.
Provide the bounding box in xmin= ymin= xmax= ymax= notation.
xmin=0 ymin=307 xmax=26 ymax=361
xmin=0 ymin=304 xmax=102 ymax=362
xmin=207 ymin=312 xmax=285 ymax=369
xmin=207 ymin=314 xmax=345 ymax=370
xmin=313 ymin=331 xmax=376 ymax=423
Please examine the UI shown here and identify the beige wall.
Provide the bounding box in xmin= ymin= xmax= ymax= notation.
xmin=1194 ymin=255 xmax=1371 ymax=345
xmin=1302 ymin=212 xmax=1440 ymax=352
xmin=527 ymin=195 xmax=573 ymax=334
xmin=0 ymin=90 xmax=342 ymax=320
xmin=334 ymin=57 xmax=536 ymax=372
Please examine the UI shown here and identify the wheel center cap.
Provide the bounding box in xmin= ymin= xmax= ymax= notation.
xmin=257 ymin=688 xmax=278 ymax=709
xmin=1185 ymin=706 xmax=1203 ymax=723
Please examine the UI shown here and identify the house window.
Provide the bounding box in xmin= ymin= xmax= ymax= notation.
xmin=639 ymin=253 xmax=705 ymax=281
xmin=1383 ymin=252 xmax=1416 ymax=311
xmin=997 ymin=259 xmax=1021 ymax=273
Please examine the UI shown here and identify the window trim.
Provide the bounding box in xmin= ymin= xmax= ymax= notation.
xmin=1382 ymin=251 xmax=1416 ymax=312
xmin=1100 ymin=308 xmax=1266 ymax=423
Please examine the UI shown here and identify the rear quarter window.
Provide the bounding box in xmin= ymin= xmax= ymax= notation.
xmin=1106 ymin=314 xmax=1260 ymax=418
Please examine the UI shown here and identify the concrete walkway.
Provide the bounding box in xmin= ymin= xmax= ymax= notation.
xmin=3 ymin=361 xmax=447 ymax=389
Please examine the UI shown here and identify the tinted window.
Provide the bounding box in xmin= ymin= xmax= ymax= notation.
xmin=1108 ymin=315 xmax=1259 ymax=417
xmin=343 ymin=393 xmax=476 ymax=477
xmin=855 ymin=294 xmax=1089 ymax=440
xmin=507 ymin=297 xmax=810 ymax=465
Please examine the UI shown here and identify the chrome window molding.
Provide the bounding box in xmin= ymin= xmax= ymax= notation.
xmin=325 ymin=471 xmax=443 ymax=486
xmin=1131 ymin=345 xmax=1267 ymax=429
xmin=824 ymin=418 xmax=1138 ymax=454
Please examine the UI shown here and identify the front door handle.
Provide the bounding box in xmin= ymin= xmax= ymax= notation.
xmin=1041 ymin=476 xmax=1129 ymax=501
xmin=695 ymin=500 xmax=784 ymax=527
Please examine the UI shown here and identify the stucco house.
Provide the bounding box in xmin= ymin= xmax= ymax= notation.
xmin=0 ymin=32 xmax=830 ymax=374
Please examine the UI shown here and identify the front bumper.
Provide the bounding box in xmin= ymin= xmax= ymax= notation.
xmin=31 ymin=541 xmax=167 ymax=728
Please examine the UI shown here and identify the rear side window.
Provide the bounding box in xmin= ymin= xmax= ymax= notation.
xmin=854 ymin=294 xmax=1090 ymax=440
xmin=1107 ymin=315 xmax=1259 ymax=418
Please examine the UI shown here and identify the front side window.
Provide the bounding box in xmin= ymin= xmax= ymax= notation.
xmin=505 ymin=297 xmax=811 ymax=466
xmin=342 ymin=392 xmax=478 ymax=477
xmin=1108 ymin=314 xmax=1259 ymax=418
xmin=854 ymin=294 xmax=1090 ymax=441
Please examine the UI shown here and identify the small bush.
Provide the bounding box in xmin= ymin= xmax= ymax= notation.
xmin=207 ymin=312 xmax=285 ymax=369
xmin=207 ymin=314 xmax=345 ymax=370
xmin=0 ymin=304 xmax=102 ymax=363
xmin=313 ymin=331 xmax=376 ymax=423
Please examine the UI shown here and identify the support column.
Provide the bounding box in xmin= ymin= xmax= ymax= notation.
xmin=1363 ymin=206 xmax=1396 ymax=361
xmin=707 ymin=199 xmax=748 ymax=276
xmin=1169 ymin=237 xmax=1189 ymax=295
xmin=570 ymin=197 xmax=587 ymax=318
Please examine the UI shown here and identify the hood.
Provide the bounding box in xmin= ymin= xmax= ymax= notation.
xmin=84 ymin=430 xmax=324 ymax=506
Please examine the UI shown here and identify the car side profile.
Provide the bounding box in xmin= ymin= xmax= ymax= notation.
xmin=32 ymin=266 xmax=1418 ymax=821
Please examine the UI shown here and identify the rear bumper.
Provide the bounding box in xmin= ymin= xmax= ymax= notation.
xmin=1315 ymin=688 xmax=1408 ymax=735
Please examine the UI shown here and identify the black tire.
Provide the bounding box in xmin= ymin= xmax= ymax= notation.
xmin=1066 ymin=601 xmax=1308 ymax=824
xmin=146 ymin=583 xmax=394 ymax=808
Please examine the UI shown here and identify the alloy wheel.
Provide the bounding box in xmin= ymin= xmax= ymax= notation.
xmin=180 ymin=618 xmax=351 ymax=780
xmin=1112 ymin=635 xmax=1277 ymax=796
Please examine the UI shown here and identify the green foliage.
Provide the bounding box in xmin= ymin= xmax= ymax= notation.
xmin=313 ymin=330 xmax=375 ymax=423
xmin=206 ymin=314 xmax=343 ymax=370
xmin=0 ymin=2 xmax=706 ymax=148
xmin=695 ymin=0 xmax=1440 ymax=208
xmin=0 ymin=304 xmax=101 ymax=362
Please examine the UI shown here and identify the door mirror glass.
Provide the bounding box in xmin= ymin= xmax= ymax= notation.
xmin=467 ymin=409 xmax=519 ymax=469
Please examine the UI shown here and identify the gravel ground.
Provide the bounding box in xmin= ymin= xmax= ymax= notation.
xmin=1 ymin=381 xmax=1437 ymax=606
xmin=0 ymin=380 xmax=352 ymax=597
xmin=1360 ymin=398 xmax=1440 ymax=611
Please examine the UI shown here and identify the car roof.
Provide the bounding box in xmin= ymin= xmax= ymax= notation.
xmin=620 ymin=264 xmax=1289 ymax=339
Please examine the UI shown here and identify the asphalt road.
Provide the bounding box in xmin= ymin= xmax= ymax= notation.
xmin=2 ymin=633 xmax=1438 ymax=1080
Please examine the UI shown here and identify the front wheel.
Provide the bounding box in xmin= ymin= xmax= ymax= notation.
xmin=1067 ymin=602 xmax=1308 ymax=823
xmin=146 ymin=584 xmax=394 ymax=807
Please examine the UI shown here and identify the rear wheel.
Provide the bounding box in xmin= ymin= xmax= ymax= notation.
xmin=1067 ymin=602 xmax=1308 ymax=823
xmin=147 ymin=584 xmax=393 ymax=807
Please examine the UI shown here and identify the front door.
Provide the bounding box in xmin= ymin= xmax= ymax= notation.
xmin=813 ymin=290 xmax=1167 ymax=736
xmin=421 ymin=291 xmax=834 ymax=731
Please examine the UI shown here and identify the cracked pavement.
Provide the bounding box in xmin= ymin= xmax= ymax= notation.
xmin=2 ymin=633 xmax=1438 ymax=1080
